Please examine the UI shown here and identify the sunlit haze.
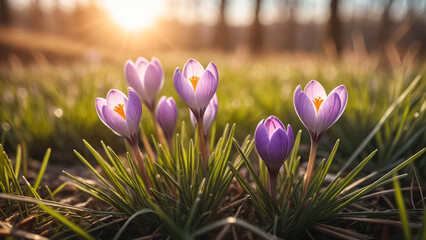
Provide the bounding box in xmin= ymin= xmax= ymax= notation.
xmin=103 ymin=0 xmax=161 ymax=31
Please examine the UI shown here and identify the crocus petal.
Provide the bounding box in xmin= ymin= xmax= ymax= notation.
xmin=95 ymin=98 xmax=107 ymax=124
xmin=254 ymin=120 xmax=270 ymax=162
xmin=174 ymin=68 xmax=196 ymax=110
xmin=286 ymin=124 xmax=294 ymax=154
xmin=125 ymin=88 xmax=142 ymax=138
xmin=124 ymin=61 xmax=145 ymax=98
xmin=102 ymin=105 xmax=129 ymax=138
xmin=151 ymin=57 xmax=164 ymax=82
xmin=206 ymin=62 xmax=218 ymax=80
xmin=266 ymin=128 xmax=288 ymax=169
xmin=304 ymin=80 xmax=327 ymax=102
xmin=294 ymin=89 xmax=317 ymax=134
xmin=135 ymin=57 xmax=149 ymax=70
xmin=194 ymin=70 xmax=217 ymax=111
xmin=143 ymin=63 xmax=162 ymax=105
xmin=106 ymin=89 xmax=128 ymax=109
xmin=157 ymin=96 xmax=178 ymax=137
xmin=182 ymin=58 xmax=205 ymax=79
xmin=328 ymin=85 xmax=347 ymax=117
xmin=265 ymin=116 xmax=284 ymax=137
xmin=317 ymin=92 xmax=341 ymax=132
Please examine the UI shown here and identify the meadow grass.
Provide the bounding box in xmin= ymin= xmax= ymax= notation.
xmin=0 ymin=52 xmax=425 ymax=239
xmin=0 ymin=53 xmax=424 ymax=175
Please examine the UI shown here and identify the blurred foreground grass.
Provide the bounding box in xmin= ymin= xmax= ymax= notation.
xmin=0 ymin=52 xmax=424 ymax=178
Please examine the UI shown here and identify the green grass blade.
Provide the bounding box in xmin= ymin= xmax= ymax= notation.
xmin=113 ymin=209 xmax=156 ymax=240
xmin=393 ymin=174 xmax=412 ymax=240
xmin=33 ymin=148 xmax=51 ymax=190
xmin=38 ymin=203 xmax=95 ymax=240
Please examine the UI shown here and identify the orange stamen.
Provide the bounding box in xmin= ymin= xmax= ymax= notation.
xmin=114 ymin=104 xmax=126 ymax=119
xmin=313 ymin=97 xmax=324 ymax=114
xmin=189 ymin=76 xmax=200 ymax=91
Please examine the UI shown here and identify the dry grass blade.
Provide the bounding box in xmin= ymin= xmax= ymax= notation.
xmin=337 ymin=217 xmax=422 ymax=228
xmin=0 ymin=226 xmax=49 ymax=240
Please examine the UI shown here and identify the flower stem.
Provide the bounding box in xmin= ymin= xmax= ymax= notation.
xmin=130 ymin=141 xmax=150 ymax=189
xmin=149 ymin=108 xmax=169 ymax=151
xmin=268 ymin=173 xmax=278 ymax=203
xmin=197 ymin=117 xmax=208 ymax=168
xmin=302 ymin=138 xmax=319 ymax=198
xmin=139 ymin=127 xmax=155 ymax=163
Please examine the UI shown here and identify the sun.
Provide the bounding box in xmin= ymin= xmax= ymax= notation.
xmin=104 ymin=0 xmax=161 ymax=31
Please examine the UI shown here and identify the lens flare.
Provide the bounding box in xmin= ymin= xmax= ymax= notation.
xmin=104 ymin=0 xmax=161 ymax=31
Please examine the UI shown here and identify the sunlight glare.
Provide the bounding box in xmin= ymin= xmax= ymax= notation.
xmin=104 ymin=0 xmax=161 ymax=31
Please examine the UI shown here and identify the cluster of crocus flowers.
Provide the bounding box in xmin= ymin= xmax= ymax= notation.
xmin=174 ymin=59 xmax=219 ymax=166
xmin=255 ymin=116 xmax=294 ymax=201
xmin=294 ymin=80 xmax=347 ymax=196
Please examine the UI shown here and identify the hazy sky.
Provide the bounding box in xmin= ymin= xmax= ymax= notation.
xmin=9 ymin=0 xmax=424 ymax=26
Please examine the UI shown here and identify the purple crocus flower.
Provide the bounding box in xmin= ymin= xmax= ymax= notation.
xmin=255 ymin=116 xmax=294 ymax=201
xmin=255 ymin=116 xmax=294 ymax=175
xmin=95 ymin=88 xmax=142 ymax=145
xmin=156 ymin=96 xmax=178 ymax=146
xmin=190 ymin=94 xmax=218 ymax=137
xmin=294 ymin=80 xmax=347 ymax=141
xmin=124 ymin=57 xmax=164 ymax=111
xmin=173 ymin=58 xmax=218 ymax=120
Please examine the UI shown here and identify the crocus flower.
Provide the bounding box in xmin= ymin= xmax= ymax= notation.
xmin=156 ymin=96 xmax=178 ymax=146
xmin=173 ymin=58 xmax=218 ymax=120
xmin=294 ymin=80 xmax=347 ymax=197
xmin=294 ymin=80 xmax=347 ymax=141
xmin=95 ymin=88 xmax=142 ymax=145
xmin=124 ymin=57 xmax=164 ymax=110
xmin=255 ymin=116 xmax=294 ymax=201
xmin=190 ymin=94 xmax=218 ymax=137
xmin=255 ymin=116 xmax=294 ymax=175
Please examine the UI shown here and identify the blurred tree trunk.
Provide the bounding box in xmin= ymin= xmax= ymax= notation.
xmin=0 ymin=0 xmax=11 ymax=26
xmin=279 ymin=0 xmax=297 ymax=50
xmin=28 ymin=0 xmax=44 ymax=31
xmin=378 ymin=0 xmax=393 ymax=46
xmin=250 ymin=0 xmax=262 ymax=53
xmin=214 ymin=0 xmax=228 ymax=51
xmin=327 ymin=0 xmax=342 ymax=55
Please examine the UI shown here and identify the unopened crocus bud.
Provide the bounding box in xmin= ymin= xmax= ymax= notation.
xmin=255 ymin=116 xmax=294 ymax=201
xmin=95 ymin=88 xmax=142 ymax=145
xmin=294 ymin=80 xmax=347 ymax=142
xmin=190 ymin=94 xmax=218 ymax=137
xmin=124 ymin=57 xmax=164 ymax=111
xmin=255 ymin=116 xmax=294 ymax=176
xmin=156 ymin=96 xmax=178 ymax=146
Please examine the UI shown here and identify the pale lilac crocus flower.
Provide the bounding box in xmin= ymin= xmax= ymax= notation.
xmin=190 ymin=94 xmax=218 ymax=138
xmin=124 ymin=57 xmax=164 ymax=111
xmin=156 ymin=96 xmax=178 ymax=148
xmin=96 ymin=88 xmax=142 ymax=145
xmin=95 ymin=88 xmax=149 ymax=186
xmin=255 ymin=116 xmax=294 ymax=201
xmin=124 ymin=57 xmax=168 ymax=149
xmin=293 ymin=80 xmax=347 ymax=197
xmin=174 ymin=59 xmax=218 ymax=166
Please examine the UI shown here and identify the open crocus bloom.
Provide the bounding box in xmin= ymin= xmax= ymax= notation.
xmin=96 ymin=88 xmax=142 ymax=144
xmin=255 ymin=116 xmax=294 ymax=175
xmin=190 ymin=94 xmax=218 ymax=136
xmin=124 ymin=57 xmax=164 ymax=110
xmin=294 ymin=80 xmax=347 ymax=141
xmin=173 ymin=59 xmax=218 ymax=119
xmin=156 ymin=96 xmax=178 ymax=141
